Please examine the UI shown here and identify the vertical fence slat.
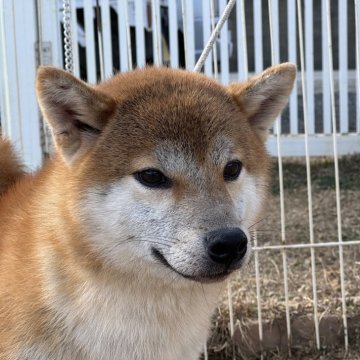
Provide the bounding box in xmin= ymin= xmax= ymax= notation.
xmin=288 ymin=0 xmax=298 ymax=134
xmin=355 ymin=0 xmax=360 ymax=132
xmin=134 ymin=0 xmax=145 ymax=67
xmin=118 ymin=0 xmax=129 ymax=71
xmin=152 ymin=0 xmax=162 ymax=66
xmin=202 ymin=0 xmax=212 ymax=76
xmin=124 ymin=0 xmax=133 ymax=70
xmin=100 ymin=0 xmax=113 ymax=77
xmin=184 ymin=0 xmax=195 ymax=70
xmin=84 ymin=0 xmax=97 ymax=83
xmin=219 ymin=0 xmax=229 ymax=84
xmin=96 ymin=2 xmax=105 ymax=80
xmin=37 ymin=0 xmax=63 ymax=154
xmin=15 ymin=0 xmax=42 ymax=167
xmin=269 ymin=0 xmax=281 ymax=134
xmin=322 ymin=0 xmax=331 ymax=134
xmin=210 ymin=0 xmax=218 ymax=78
xmin=236 ymin=0 xmax=248 ymax=81
xmin=38 ymin=0 xmax=64 ymax=68
xmin=254 ymin=0 xmax=263 ymax=72
xmin=269 ymin=0 xmax=280 ymax=64
xmin=339 ymin=0 xmax=348 ymax=133
xmin=0 ymin=0 xmax=23 ymax=145
xmin=168 ymin=0 xmax=178 ymax=68
xmin=305 ymin=0 xmax=315 ymax=133
xmin=0 ymin=0 xmax=42 ymax=169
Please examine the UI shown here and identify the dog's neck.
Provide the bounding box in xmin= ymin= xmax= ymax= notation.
xmin=37 ymin=233 xmax=223 ymax=360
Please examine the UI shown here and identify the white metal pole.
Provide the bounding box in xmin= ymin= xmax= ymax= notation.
xmin=325 ymin=0 xmax=348 ymax=350
xmin=253 ymin=240 xmax=360 ymax=251
xmin=268 ymin=0 xmax=291 ymax=351
xmin=227 ymin=280 xmax=236 ymax=360
xmin=254 ymin=230 xmax=264 ymax=357
xmin=296 ymin=0 xmax=320 ymax=349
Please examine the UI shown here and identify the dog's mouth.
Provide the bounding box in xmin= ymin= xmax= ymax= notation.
xmin=151 ymin=248 xmax=232 ymax=283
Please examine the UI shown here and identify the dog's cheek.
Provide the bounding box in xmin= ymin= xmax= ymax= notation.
xmin=78 ymin=179 xmax=175 ymax=254
xmin=228 ymin=169 xmax=266 ymax=228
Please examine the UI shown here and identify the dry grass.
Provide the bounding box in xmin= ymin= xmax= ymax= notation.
xmin=206 ymin=155 xmax=360 ymax=359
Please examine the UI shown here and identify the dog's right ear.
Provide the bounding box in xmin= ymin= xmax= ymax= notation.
xmin=36 ymin=66 xmax=115 ymax=164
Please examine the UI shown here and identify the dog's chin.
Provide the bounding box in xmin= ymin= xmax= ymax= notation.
xmin=151 ymin=248 xmax=239 ymax=284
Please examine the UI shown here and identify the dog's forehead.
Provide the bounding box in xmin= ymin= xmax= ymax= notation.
xmin=101 ymin=67 xmax=239 ymax=132
xmin=100 ymin=69 xmax=243 ymax=157
xmin=154 ymin=136 xmax=232 ymax=172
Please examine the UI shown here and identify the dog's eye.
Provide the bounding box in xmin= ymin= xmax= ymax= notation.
xmin=223 ymin=160 xmax=242 ymax=181
xmin=134 ymin=169 xmax=172 ymax=189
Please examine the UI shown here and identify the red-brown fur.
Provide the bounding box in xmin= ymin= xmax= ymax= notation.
xmin=0 ymin=140 xmax=24 ymax=196
xmin=0 ymin=64 xmax=296 ymax=359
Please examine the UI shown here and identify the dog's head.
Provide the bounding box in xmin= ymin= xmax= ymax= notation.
xmin=36 ymin=65 xmax=295 ymax=284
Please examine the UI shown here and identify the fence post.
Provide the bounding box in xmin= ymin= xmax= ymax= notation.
xmin=0 ymin=0 xmax=42 ymax=170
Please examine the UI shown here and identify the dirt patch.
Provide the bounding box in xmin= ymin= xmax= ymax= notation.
xmin=231 ymin=315 xmax=360 ymax=358
xmin=206 ymin=155 xmax=360 ymax=359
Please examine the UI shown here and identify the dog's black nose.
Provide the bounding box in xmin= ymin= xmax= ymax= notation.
xmin=205 ymin=228 xmax=248 ymax=265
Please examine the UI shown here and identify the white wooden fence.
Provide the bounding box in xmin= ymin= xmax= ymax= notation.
xmin=1 ymin=0 xmax=360 ymax=170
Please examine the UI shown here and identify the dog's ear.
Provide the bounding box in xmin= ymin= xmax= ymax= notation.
xmin=36 ymin=66 xmax=115 ymax=163
xmin=228 ymin=63 xmax=296 ymax=141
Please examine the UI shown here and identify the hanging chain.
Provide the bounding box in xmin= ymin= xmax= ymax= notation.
xmin=63 ymin=0 xmax=73 ymax=73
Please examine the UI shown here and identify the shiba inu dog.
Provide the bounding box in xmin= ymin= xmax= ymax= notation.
xmin=0 ymin=63 xmax=295 ymax=360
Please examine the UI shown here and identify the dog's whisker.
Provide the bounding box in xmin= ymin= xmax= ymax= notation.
xmin=248 ymin=216 xmax=269 ymax=229
xmin=117 ymin=239 xmax=175 ymax=247
xmin=250 ymin=229 xmax=276 ymax=232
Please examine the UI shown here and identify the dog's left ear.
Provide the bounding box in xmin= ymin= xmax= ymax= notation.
xmin=228 ymin=63 xmax=296 ymax=141
xmin=36 ymin=66 xmax=116 ymax=163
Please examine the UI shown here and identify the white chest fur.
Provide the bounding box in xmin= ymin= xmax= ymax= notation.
xmin=43 ymin=273 xmax=222 ymax=360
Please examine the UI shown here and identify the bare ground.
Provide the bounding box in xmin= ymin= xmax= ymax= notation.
xmin=206 ymin=155 xmax=360 ymax=359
